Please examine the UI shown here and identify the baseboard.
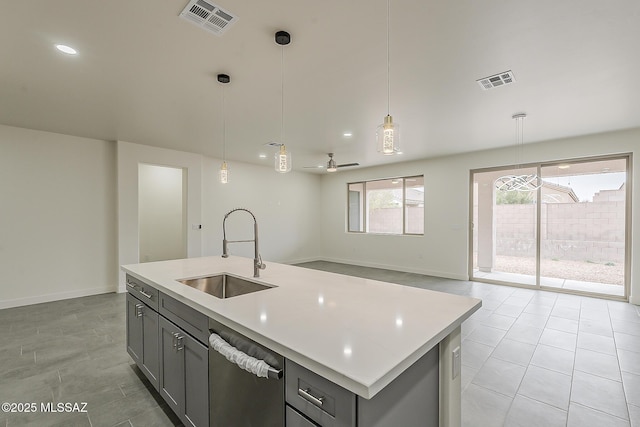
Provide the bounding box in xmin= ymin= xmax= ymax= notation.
xmin=629 ymin=294 xmax=640 ymax=306
xmin=282 ymin=256 xmax=324 ymax=265
xmin=317 ymin=257 xmax=469 ymax=281
xmin=0 ymin=286 xmax=117 ymax=310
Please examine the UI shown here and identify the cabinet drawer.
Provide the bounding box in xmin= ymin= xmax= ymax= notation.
xmin=285 ymin=360 xmax=355 ymax=427
xmin=126 ymin=275 xmax=159 ymax=311
xmin=286 ymin=405 xmax=319 ymax=427
xmin=159 ymin=292 xmax=209 ymax=345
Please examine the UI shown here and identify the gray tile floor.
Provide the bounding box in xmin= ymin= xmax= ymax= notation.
xmin=1 ymin=261 xmax=638 ymax=426
xmin=0 ymin=293 xmax=181 ymax=427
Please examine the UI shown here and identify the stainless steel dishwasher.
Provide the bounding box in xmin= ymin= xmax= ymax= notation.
xmin=209 ymin=318 xmax=284 ymax=426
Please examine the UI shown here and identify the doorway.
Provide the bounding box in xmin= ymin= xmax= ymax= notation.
xmin=471 ymin=154 xmax=631 ymax=300
xmin=138 ymin=164 xmax=188 ymax=262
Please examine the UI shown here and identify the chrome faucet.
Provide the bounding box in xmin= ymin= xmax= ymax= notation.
xmin=222 ymin=208 xmax=266 ymax=278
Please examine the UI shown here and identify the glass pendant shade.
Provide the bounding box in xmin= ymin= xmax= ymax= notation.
xmin=219 ymin=161 xmax=229 ymax=184
xmin=275 ymin=145 xmax=291 ymax=173
xmin=377 ymin=115 xmax=400 ymax=155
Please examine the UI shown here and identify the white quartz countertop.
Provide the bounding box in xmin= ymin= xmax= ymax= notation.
xmin=121 ymin=256 xmax=481 ymax=399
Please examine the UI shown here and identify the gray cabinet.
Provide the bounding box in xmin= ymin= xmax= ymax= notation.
xmin=159 ymin=316 xmax=209 ymax=427
xmin=285 ymin=344 xmax=439 ymax=427
xmin=126 ymin=275 xmax=209 ymax=427
xmin=286 ymin=405 xmax=318 ymax=427
xmin=126 ymin=292 xmax=159 ymax=390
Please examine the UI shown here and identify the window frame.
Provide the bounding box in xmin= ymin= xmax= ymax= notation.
xmin=347 ymin=175 xmax=424 ymax=236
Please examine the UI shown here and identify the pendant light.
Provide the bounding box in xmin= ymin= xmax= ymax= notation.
xmin=217 ymin=73 xmax=230 ymax=184
xmin=495 ymin=113 xmax=541 ymax=192
xmin=275 ymin=31 xmax=292 ymax=173
xmin=376 ymin=0 xmax=400 ymax=155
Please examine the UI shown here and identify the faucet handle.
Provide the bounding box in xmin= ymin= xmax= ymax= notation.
xmin=257 ymin=254 xmax=266 ymax=270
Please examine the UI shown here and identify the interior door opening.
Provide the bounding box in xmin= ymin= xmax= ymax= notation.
xmin=138 ymin=164 xmax=188 ymax=263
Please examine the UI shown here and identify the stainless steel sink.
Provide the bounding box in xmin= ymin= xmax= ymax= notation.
xmin=177 ymin=274 xmax=273 ymax=299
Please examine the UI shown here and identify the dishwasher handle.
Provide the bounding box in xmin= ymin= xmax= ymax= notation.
xmin=209 ymin=332 xmax=283 ymax=380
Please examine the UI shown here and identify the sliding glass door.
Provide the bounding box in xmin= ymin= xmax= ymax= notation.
xmin=471 ymin=155 xmax=630 ymax=299
xmin=472 ymin=167 xmax=538 ymax=287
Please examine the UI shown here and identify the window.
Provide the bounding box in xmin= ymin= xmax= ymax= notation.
xmin=348 ymin=176 xmax=424 ymax=235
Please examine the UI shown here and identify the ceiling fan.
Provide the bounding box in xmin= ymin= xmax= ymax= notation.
xmin=305 ymin=153 xmax=360 ymax=172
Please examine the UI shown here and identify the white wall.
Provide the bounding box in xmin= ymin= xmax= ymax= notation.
xmin=2 ymin=122 xmax=635 ymax=308
xmin=201 ymin=157 xmax=323 ymax=264
xmin=319 ymin=128 xmax=640 ymax=304
xmin=117 ymin=142 xmax=323 ymax=292
xmin=0 ymin=125 xmax=117 ymax=309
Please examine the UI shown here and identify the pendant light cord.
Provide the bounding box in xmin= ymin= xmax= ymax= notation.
xmin=386 ymin=0 xmax=391 ymax=116
xmin=517 ymin=116 xmax=524 ymax=171
xmin=281 ymin=45 xmax=284 ymax=146
xmin=514 ymin=115 xmax=518 ymax=172
xmin=222 ymin=84 xmax=226 ymax=161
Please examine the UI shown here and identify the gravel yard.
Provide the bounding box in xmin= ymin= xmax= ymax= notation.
xmin=493 ymin=255 xmax=624 ymax=286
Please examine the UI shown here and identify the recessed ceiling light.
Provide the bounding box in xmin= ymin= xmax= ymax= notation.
xmin=317 ymin=165 xmax=324 ymax=168
xmin=259 ymin=153 xmax=267 ymax=159
xmin=55 ymin=44 xmax=77 ymax=55
xmin=343 ymin=132 xmax=353 ymax=137
xmin=396 ymin=151 xmax=403 ymax=155
xmin=558 ymin=164 xmax=571 ymax=169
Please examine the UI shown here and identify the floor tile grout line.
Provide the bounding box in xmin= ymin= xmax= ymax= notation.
xmin=570 ymin=401 xmax=631 ymax=423
xmin=572 ymin=365 xmax=622 ymax=383
xmin=609 ymin=307 xmax=633 ymax=423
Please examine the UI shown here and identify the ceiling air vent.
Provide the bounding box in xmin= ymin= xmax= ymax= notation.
xmin=179 ymin=0 xmax=238 ymax=36
xmin=476 ymin=70 xmax=515 ymax=90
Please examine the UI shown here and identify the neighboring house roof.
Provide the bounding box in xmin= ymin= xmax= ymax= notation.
xmin=406 ymin=187 xmax=424 ymax=206
xmin=541 ymin=181 xmax=580 ymax=203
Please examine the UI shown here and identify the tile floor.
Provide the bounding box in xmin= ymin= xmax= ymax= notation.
xmin=0 ymin=261 xmax=638 ymax=426
xmin=0 ymin=293 xmax=181 ymax=427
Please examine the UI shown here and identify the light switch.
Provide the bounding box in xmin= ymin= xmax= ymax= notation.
xmin=452 ymin=346 xmax=461 ymax=379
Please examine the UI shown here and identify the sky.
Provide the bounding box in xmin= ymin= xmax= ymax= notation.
xmin=543 ymin=172 xmax=626 ymax=202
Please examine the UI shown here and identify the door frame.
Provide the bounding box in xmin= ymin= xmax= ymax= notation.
xmin=117 ymin=141 xmax=203 ymax=292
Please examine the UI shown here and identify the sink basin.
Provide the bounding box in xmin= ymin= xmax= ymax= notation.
xmin=177 ymin=274 xmax=273 ymax=299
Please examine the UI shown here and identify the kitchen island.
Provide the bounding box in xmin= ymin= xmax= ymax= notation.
xmin=122 ymin=256 xmax=481 ymax=427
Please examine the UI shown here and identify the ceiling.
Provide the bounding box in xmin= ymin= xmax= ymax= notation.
xmin=1 ymin=0 xmax=639 ymax=173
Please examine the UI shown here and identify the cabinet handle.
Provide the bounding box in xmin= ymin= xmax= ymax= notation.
xmin=172 ymin=332 xmax=180 ymax=349
xmin=176 ymin=335 xmax=184 ymax=351
xmin=139 ymin=289 xmax=153 ymax=299
xmin=298 ymin=388 xmax=325 ymax=407
xmin=135 ymin=304 xmax=144 ymax=318
xmin=127 ymin=280 xmax=152 ymax=299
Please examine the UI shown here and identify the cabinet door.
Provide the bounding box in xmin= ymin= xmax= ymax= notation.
xmin=126 ymin=293 xmax=143 ymax=365
xmin=159 ymin=317 xmax=184 ymax=415
xmin=141 ymin=307 xmax=159 ymax=390
xmin=286 ymin=406 xmax=319 ymax=427
xmin=182 ymin=334 xmax=208 ymax=427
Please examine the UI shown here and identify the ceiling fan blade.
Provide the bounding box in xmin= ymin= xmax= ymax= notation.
xmin=337 ymin=163 xmax=359 ymax=168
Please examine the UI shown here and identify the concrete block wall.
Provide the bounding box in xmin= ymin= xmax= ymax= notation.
xmin=493 ymin=201 xmax=626 ymax=263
